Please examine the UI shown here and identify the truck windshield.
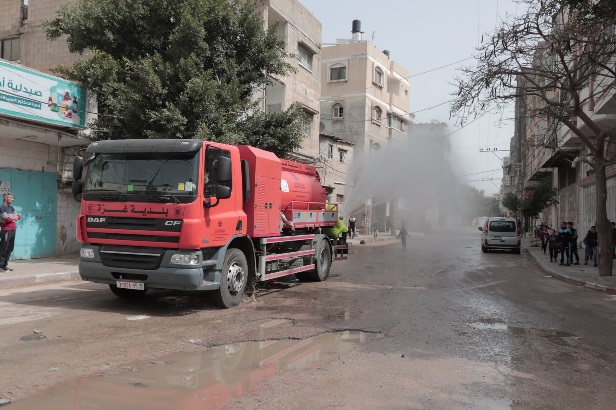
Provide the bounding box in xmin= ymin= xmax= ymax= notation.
xmin=84 ymin=151 xmax=200 ymax=203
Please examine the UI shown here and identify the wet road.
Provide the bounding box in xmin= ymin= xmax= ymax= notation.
xmin=1 ymin=228 xmax=616 ymax=409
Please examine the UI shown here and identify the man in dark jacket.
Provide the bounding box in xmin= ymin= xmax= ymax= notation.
xmin=558 ymin=222 xmax=572 ymax=266
xmin=583 ymin=226 xmax=598 ymax=267
xmin=567 ymin=221 xmax=580 ymax=265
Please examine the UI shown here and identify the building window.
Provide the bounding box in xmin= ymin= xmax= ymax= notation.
xmin=374 ymin=66 xmax=384 ymax=86
xmin=372 ymin=106 xmax=382 ymax=122
xmin=333 ymin=103 xmax=344 ymax=119
xmin=387 ymin=114 xmax=406 ymax=131
xmin=336 ymin=194 xmax=344 ymax=203
xmin=339 ymin=149 xmax=347 ymax=163
xmin=327 ymin=143 xmax=333 ymax=158
xmin=330 ymin=64 xmax=347 ymax=81
xmin=298 ymin=45 xmax=313 ymax=71
xmin=1 ymin=38 xmax=20 ymax=61
xmin=302 ymin=113 xmax=313 ymax=136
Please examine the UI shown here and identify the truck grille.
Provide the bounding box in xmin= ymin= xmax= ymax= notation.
xmin=99 ymin=247 xmax=164 ymax=270
xmin=89 ymin=232 xmax=180 ymax=243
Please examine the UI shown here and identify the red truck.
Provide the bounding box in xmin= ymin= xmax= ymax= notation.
xmin=71 ymin=139 xmax=347 ymax=308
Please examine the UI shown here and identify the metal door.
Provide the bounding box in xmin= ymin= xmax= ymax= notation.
xmin=0 ymin=169 xmax=57 ymax=259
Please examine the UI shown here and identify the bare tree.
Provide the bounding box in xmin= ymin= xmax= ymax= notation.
xmin=451 ymin=0 xmax=616 ymax=276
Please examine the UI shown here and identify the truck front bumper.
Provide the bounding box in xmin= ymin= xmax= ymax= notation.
xmin=79 ymin=246 xmax=221 ymax=291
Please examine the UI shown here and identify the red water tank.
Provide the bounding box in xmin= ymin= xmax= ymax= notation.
xmin=280 ymin=160 xmax=326 ymax=211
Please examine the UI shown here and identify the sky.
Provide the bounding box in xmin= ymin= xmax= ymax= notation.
xmin=301 ymin=0 xmax=524 ymax=196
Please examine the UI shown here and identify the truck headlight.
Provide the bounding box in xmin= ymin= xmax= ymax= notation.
xmin=170 ymin=254 xmax=200 ymax=265
xmin=80 ymin=248 xmax=95 ymax=259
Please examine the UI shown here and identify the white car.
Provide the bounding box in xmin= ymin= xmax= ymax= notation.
xmin=478 ymin=217 xmax=521 ymax=254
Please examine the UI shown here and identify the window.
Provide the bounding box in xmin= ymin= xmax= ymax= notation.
xmin=302 ymin=114 xmax=313 ymax=136
xmin=327 ymin=143 xmax=333 ymax=158
xmin=333 ymin=103 xmax=343 ymax=119
xmin=1 ymin=38 xmax=20 ymax=61
xmin=374 ymin=66 xmax=384 ymax=86
xmin=298 ymin=45 xmax=313 ymax=71
xmin=339 ymin=149 xmax=347 ymax=163
xmin=387 ymin=114 xmax=406 ymax=131
xmin=336 ymin=194 xmax=344 ymax=203
xmin=330 ymin=64 xmax=347 ymax=81
xmin=372 ymin=106 xmax=382 ymax=122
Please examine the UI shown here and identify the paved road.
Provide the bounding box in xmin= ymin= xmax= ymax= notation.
xmin=1 ymin=228 xmax=615 ymax=409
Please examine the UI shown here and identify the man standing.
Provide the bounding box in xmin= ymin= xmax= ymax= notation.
xmin=567 ymin=221 xmax=580 ymax=265
xmin=0 ymin=193 xmax=21 ymax=271
xmin=348 ymin=216 xmax=356 ymax=239
xmin=558 ymin=221 xmax=572 ymax=266
xmin=611 ymin=222 xmax=616 ymax=258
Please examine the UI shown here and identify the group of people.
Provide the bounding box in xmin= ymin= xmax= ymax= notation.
xmin=537 ymin=221 xmax=598 ymax=267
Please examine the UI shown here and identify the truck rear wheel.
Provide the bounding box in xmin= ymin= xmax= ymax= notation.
xmin=109 ymin=284 xmax=148 ymax=298
xmin=296 ymin=237 xmax=332 ymax=282
xmin=212 ymin=248 xmax=248 ymax=308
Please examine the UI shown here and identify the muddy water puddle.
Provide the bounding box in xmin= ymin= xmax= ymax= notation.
xmin=9 ymin=330 xmax=380 ymax=409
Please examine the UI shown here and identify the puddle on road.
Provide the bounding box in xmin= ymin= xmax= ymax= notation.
xmin=8 ymin=330 xmax=380 ymax=410
xmin=469 ymin=322 xmax=508 ymax=330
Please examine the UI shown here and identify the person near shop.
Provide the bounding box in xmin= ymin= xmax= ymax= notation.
xmin=348 ymin=216 xmax=357 ymax=239
xmin=0 ymin=192 xmax=21 ymax=272
xmin=583 ymin=226 xmax=598 ymax=267
xmin=567 ymin=221 xmax=580 ymax=265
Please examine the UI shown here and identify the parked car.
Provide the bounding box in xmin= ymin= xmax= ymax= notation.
xmin=478 ymin=217 xmax=521 ymax=254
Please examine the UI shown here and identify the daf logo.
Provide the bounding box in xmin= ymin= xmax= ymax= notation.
xmin=165 ymin=221 xmax=181 ymax=226
xmin=87 ymin=217 xmax=106 ymax=223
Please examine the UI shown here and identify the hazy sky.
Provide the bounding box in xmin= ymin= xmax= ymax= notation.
xmin=301 ymin=0 xmax=523 ymax=195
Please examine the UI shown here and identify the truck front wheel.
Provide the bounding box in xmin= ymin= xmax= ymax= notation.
xmin=212 ymin=248 xmax=248 ymax=308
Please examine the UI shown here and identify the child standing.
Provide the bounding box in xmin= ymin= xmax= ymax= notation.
xmin=539 ymin=226 xmax=549 ymax=254
xmin=547 ymin=229 xmax=560 ymax=262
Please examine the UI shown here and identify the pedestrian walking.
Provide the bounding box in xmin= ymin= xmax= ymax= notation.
xmin=547 ymin=229 xmax=560 ymax=262
xmin=583 ymin=226 xmax=598 ymax=267
xmin=348 ymin=216 xmax=356 ymax=239
xmin=0 ymin=192 xmax=21 ymax=272
xmin=567 ymin=221 xmax=580 ymax=265
xmin=558 ymin=222 xmax=572 ymax=266
xmin=539 ymin=226 xmax=549 ymax=254
xmin=397 ymin=224 xmax=411 ymax=249
xmin=373 ymin=222 xmax=379 ymax=241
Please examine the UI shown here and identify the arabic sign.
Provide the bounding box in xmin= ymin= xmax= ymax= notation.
xmin=0 ymin=60 xmax=87 ymax=129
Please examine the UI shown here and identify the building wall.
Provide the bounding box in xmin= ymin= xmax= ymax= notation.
xmin=317 ymin=136 xmax=353 ymax=210
xmin=260 ymin=0 xmax=322 ymax=161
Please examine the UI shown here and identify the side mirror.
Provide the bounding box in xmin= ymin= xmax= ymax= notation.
xmin=216 ymin=185 xmax=231 ymax=200
xmin=73 ymin=156 xmax=84 ymax=180
xmin=217 ymin=155 xmax=231 ymax=183
xmin=72 ymin=181 xmax=83 ymax=201
xmin=478 ymin=227 xmax=483 ymax=231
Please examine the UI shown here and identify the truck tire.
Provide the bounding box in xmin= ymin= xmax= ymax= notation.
xmin=296 ymin=237 xmax=332 ymax=282
xmin=109 ymin=284 xmax=148 ymax=298
xmin=212 ymin=248 xmax=248 ymax=308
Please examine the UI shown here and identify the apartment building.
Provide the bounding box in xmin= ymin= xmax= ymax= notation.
xmin=319 ymin=20 xmax=411 ymax=231
xmin=256 ymin=0 xmax=322 ymax=163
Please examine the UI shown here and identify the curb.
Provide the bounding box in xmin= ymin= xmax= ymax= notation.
xmin=524 ymin=247 xmax=616 ymax=294
xmin=0 ymin=271 xmax=81 ymax=290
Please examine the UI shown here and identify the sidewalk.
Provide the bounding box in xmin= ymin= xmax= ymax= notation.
xmin=0 ymin=255 xmax=80 ymax=290
xmin=523 ymin=238 xmax=616 ymax=294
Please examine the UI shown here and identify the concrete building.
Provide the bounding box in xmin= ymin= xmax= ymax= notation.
xmin=1 ymin=0 xmax=93 ymax=259
xmin=319 ymin=20 xmax=411 ymax=231
xmin=257 ymin=0 xmax=322 ymax=163
xmin=318 ymin=133 xmax=354 ymax=206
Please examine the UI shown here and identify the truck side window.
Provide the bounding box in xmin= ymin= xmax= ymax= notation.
xmin=204 ymin=148 xmax=231 ymax=197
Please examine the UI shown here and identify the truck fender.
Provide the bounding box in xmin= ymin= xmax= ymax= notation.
xmin=203 ymin=235 xmax=256 ymax=288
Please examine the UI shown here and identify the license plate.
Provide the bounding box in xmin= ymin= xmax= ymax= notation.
xmin=117 ymin=281 xmax=145 ymax=290
xmin=492 ymin=236 xmax=501 ymax=240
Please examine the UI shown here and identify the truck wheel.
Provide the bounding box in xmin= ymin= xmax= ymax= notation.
xmin=109 ymin=284 xmax=148 ymax=298
xmin=296 ymin=237 xmax=332 ymax=282
xmin=212 ymin=248 xmax=248 ymax=308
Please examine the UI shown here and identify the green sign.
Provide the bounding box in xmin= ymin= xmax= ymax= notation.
xmin=0 ymin=60 xmax=87 ymax=129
